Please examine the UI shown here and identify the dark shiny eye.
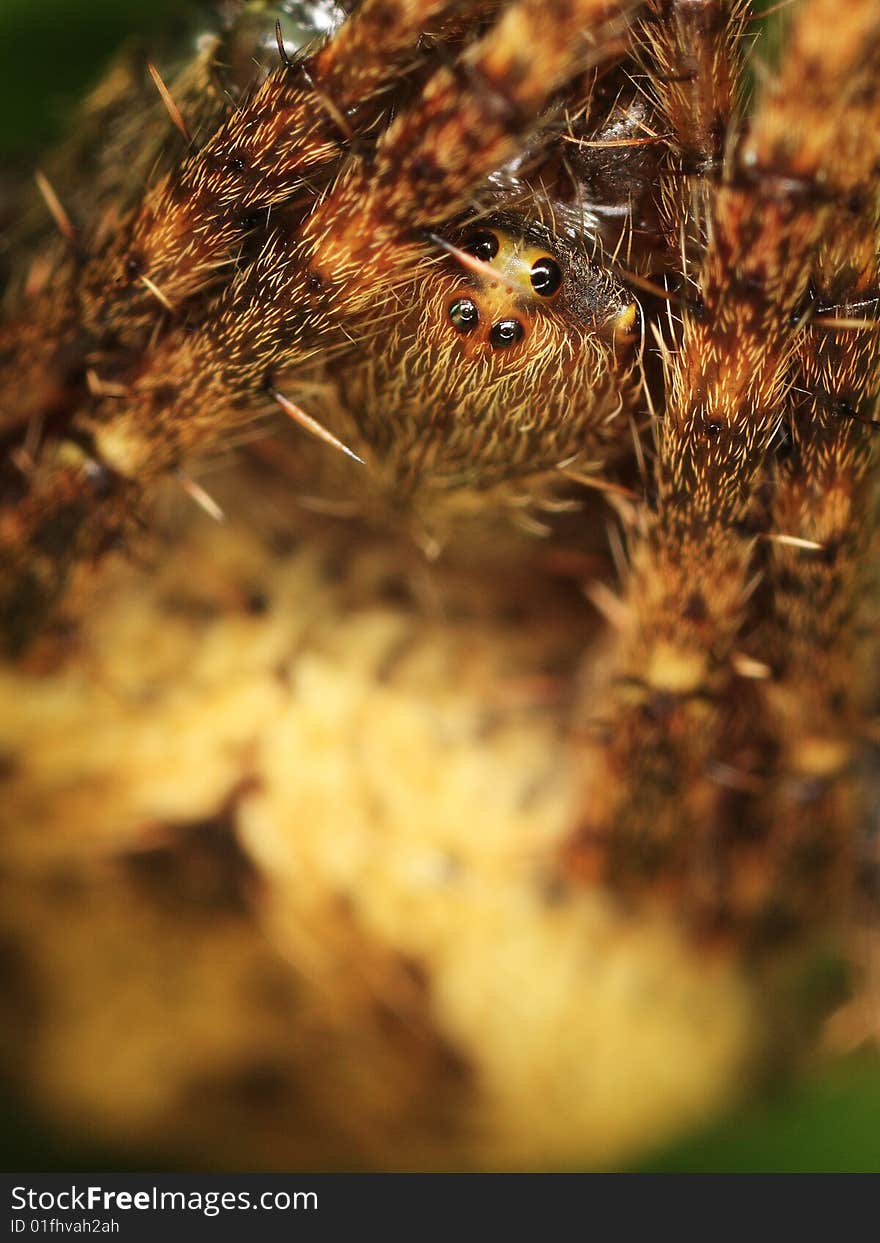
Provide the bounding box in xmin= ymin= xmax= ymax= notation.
xmin=124 ymin=253 xmax=144 ymax=279
xmin=449 ymin=298 xmax=479 ymax=333
xmin=530 ymin=256 xmax=562 ymax=297
xmin=462 ymin=230 xmax=499 ymax=263
xmin=489 ymin=319 xmax=524 ymax=350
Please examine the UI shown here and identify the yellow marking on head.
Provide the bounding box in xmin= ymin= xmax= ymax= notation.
xmin=442 ymin=227 xmax=567 ymax=359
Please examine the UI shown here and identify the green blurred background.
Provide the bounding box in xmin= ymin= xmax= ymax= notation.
xmin=0 ymin=0 xmax=181 ymax=153
xmin=0 ymin=0 xmax=878 ymax=1173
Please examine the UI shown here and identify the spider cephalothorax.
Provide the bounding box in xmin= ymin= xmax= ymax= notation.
xmin=322 ymin=216 xmax=639 ymax=505
xmin=1 ymin=0 xmax=879 ymax=952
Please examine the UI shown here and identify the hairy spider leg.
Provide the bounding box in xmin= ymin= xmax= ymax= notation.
xmin=75 ymin=0 xmax=470 ymax=346
xmin=637 ymin=0 xmax=751 ymax=251
xmin=0 ymin=0 xmax=466 ymax=444
xmin=744 ymin=103 xmax=880 ymax=933
xmin=566 ymin=0 xmax=880 ymax=943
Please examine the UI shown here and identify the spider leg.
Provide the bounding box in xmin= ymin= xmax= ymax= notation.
xmin=76 ymin=0 xmax=474 ymax=347
xmin=566 ymin=0 xmax=880 ymax=943
xmin=637 ymin=0 xmax=751 ymax=250
xmin=0 ymin=0 xmax=464 ymax=443
xmin=0 ymin=32 xmax=249 ymax=439
xmin=745 ymin=153 xmax=880 ymax=932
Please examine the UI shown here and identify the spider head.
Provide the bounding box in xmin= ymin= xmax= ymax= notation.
xmin=443 ymin=223 xmax=639 ymax=361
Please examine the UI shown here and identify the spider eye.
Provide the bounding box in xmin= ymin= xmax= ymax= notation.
xmin=449 ymin=298 xmax=480 ymax=333
xmin=530 ymin=256 xmax=562 ymax=297
xmin=489 ymin=319 xmax=524 ymax=350
xmin=124 ymin=253 xmax=144 ymax=279
xmin=462 ymin=230 xmax=500 ymax=263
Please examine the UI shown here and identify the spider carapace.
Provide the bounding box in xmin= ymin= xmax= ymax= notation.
xmin=318 ymin=218 xmax=640 ymax=507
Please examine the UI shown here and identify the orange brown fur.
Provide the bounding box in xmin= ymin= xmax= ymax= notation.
xmin=1 ymin=0 xmax=878 ymax=954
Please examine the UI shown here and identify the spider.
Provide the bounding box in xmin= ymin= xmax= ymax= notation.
xmin=0 ymin=0 xmax=878 ymax=1169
